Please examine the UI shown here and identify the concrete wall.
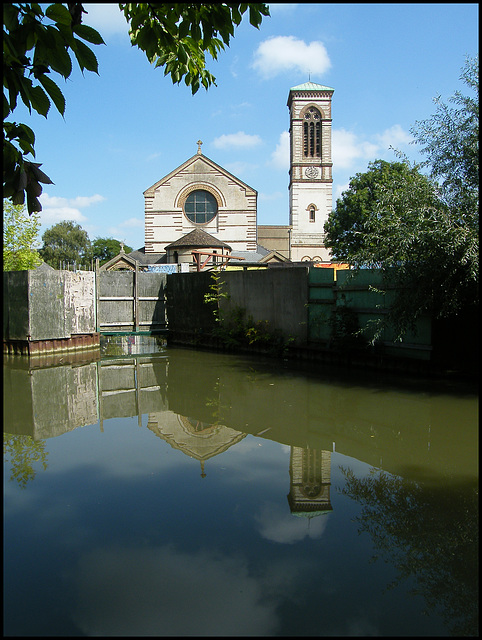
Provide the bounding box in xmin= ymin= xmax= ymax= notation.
xmin=166 ymin=271 xmax=218 ymax=337
xmin=166 ymin=268 xmax=309 ymax=345
xmin=3 ymin=269 xmax=166 ymax=345
xmin=3 ymin=270 xmax=95 ymax=341
xmin=219 ymin=268 xmax=309 ymax=343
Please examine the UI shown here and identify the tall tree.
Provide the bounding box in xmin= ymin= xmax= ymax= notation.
xmin=39 ymin=220 xmax=91 ymax=269
xmin=323 ymin=57 xmax=478 ymax=339
xmin=324 ymin=160 xmax=422 ymax=261
xmin=91 ymin=237 xmax=133 ymax=265
xmin=3 ymin=199 xmax=42 ymax=270
xmin=411 ymin=55 xmax=478 ymax=219
xmin=3 ymin=3 xmax=270 ymax=214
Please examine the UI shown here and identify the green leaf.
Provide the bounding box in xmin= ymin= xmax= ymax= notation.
xmin=38 ymin=74 xmax=65 ymax=115
xmin=72 ymin=23 xmax=105 ymax=45
xmin=45 ymin=26 xmax=73 ymax=77
xmin=45 ymin=4 xmax=72 ymax=26
xmin=29 ymin=85 xmax=50 ymax=117
xmin=29 ymin=162 xmax=54 ymax=185
xmin=72 ymin=39 xmax=99 ymax=74
xmin=7 ymin=123 xmax=36 ymax=156
xmin=3 ymin=3 xmax=20 ymax=31
xmin=178 ymin=19 xmax=190 ymax=39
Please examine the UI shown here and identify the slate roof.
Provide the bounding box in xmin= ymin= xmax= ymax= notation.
xmin=127 ymin=248 xmax=166 ymax=264
xmin=164 ymin=228 xmax=232 ymax=250
xmin=229 ymin=245 xmax=270 ymax=263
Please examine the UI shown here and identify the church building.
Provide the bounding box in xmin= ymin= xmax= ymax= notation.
xmin=128 ymin=82 xmax=334 ymax=271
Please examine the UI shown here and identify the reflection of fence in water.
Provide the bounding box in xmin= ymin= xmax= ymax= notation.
xmin=98 ymin=356 xmax=168 ymax=428
xmin=3 ymin=355 xmax=169 ymax=440
xmin=100 ymin=334 xmax=166 ymax=357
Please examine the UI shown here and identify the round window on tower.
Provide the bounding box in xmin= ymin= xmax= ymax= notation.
xmin=184 ymin=189 xmax=218 ymax=224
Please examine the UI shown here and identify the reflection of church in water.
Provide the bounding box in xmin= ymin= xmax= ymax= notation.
xmin=147 ymin=413 xmax=247 ymax=479
xmin=147 ymin=412 xmax=332 ymax=517
xmin=5 ymin=353 xmax=332 ymax=519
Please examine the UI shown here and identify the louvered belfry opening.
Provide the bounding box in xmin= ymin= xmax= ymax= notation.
xmin=303 ymin=107 xmax=321 ymax=158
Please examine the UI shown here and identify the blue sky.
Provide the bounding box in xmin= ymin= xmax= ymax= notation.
xmin=12 ymin=3 xmax=479 ymax=251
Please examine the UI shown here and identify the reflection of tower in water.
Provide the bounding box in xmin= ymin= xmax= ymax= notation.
xmin=287 ymin=447 xmax=333 ymax=519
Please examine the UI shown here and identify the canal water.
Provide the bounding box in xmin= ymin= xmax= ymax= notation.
xmin=3 ymin=345 xmax=478 ymax=637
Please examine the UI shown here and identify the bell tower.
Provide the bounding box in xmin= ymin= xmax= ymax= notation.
xmin=287 ymin=82 xmax=334 ymax=262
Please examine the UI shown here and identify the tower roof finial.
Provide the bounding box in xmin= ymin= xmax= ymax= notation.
xmin=197 ymin=139 xmax=203 ymax=155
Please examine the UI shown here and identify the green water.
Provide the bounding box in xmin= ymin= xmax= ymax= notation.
xmin=3 ymin=347 xmax=478 ymax=636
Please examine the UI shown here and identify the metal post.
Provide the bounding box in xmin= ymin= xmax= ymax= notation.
xmin=134 ymin=260 xmax=139 ymax=332
xmin=95 ymin=258 xmax=100 ymax=332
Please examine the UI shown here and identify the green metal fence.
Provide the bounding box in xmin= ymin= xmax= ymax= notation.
xmin=308 ymin=268 xmax=432 ymax=361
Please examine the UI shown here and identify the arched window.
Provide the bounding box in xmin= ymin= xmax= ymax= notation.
xmin=303 ymin=107 xmax=321 ymax=158
xmin=184 ymin=189 xmax=218 ymax=224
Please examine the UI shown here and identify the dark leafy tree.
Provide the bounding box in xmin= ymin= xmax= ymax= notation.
xmin=411 ymin=55 xmax=478 ymax=219
xmin=324 ymin=160 xmax=424 ymax=261
xmin=91 ymin=237 xmax=133 ymax=265
xmin=3 ymin=3 xmax=270 ymax=214
xmin=324 ymin=57 xmax=478 ymax=340
xmin=39 ymin=220 xmax=91 ymax=269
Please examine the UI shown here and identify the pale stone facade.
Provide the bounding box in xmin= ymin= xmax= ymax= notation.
xmin=144 ymin=149 xmax=257 ymax=255
xmin=140 ymin=82 xmax=334 ymax=265
xmin=287 ymin=82 xmax=334 ymax=262
xmin=287 ymin=447 xmax=333 ymax=515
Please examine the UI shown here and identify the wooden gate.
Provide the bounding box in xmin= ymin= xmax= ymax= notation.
xmin=96 ymin=268 xmax=167 ymax=333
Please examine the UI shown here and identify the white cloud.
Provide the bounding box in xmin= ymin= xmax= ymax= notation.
xmin=255 ymin=501 xmax=330 ymax=544
xmin=146 ymin=152 xmax=162 ymax=162
xmin=267 ymin=3 xmax=299 ymax=15
xmin=119 ymin=217 xmax=144 ymax=228
xmin=213 ymin=132 xmax=263 ymax=149
xmin=224 ymin=161 xmax=259 ymax=178
xmin=252 ymin=36 xmax=331 ymax=78
xmin=374 ymin=123 xmax=413 ymax=151
xmin=332 ymin=124 xmax=411 ymax=171
xmin=40 ymin=207 xmax=87 ymax=225
xmin=270 ymin=131 xmax=290 ymax=170
xmin=40 ymin=193 xmax=105 ymax=209
xmin=73 ymin=545 xmax=279 ymax=636
xmin=334 ymin=182 xmax=350 ymax=201
xmin=38 ymin=193 xmax=105 ymax=226
xmin=69 ymin=194 xmax=106 ymax=208
xmin=82 ymin=3 xmax=129 ymax=38
xmin=332 ymin=129 xmax=379 ymax=170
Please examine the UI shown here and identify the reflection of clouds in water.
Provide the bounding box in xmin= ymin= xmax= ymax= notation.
xmin=73 ymin=544 xmax=279 ymax=636
xmin=255 ymin=502 xmax=330 ymax=544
